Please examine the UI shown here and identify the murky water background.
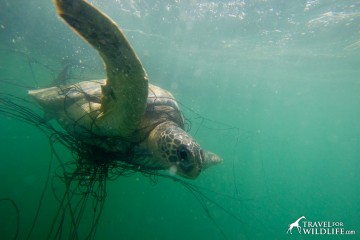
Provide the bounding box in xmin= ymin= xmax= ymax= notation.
xmin=1 ymin=0 xmax=360 ymax=239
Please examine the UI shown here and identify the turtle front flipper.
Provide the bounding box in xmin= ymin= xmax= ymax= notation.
xmin=203 ymin=151 xmax=223 ymax=169
xmin=55 ymin=0 xmax=148 ymax=137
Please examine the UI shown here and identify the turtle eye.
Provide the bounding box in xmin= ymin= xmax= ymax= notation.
xmin=177 ymin=146 xmax=189 ymax=162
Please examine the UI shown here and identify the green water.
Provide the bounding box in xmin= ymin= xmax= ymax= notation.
xmin=1 ymin=0 xmax=360 ymax=239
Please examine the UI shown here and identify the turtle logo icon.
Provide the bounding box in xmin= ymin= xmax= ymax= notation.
xmin=287 ymin=216 xmax=306 ymax=234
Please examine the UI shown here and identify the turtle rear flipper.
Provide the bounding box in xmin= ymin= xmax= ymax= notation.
xmin=55 ymin=0 xmax=148 ymax=137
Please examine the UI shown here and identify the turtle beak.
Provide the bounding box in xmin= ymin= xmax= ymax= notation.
xmin=175 ymin=167 xmax=201 ymax=179
xmin=202 ymin=151 xmax=223 ymax=169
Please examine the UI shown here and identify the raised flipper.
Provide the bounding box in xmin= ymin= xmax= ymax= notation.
xmin=54 ymin=0 xmax=148 ymax=137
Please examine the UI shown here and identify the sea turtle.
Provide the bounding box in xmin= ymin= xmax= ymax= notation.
xmin=29 ymin=0 xmax=222 ymax=179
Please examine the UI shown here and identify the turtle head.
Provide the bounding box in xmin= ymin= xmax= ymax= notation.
xmin=147 ymin=122 xmax=222 ymax=179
